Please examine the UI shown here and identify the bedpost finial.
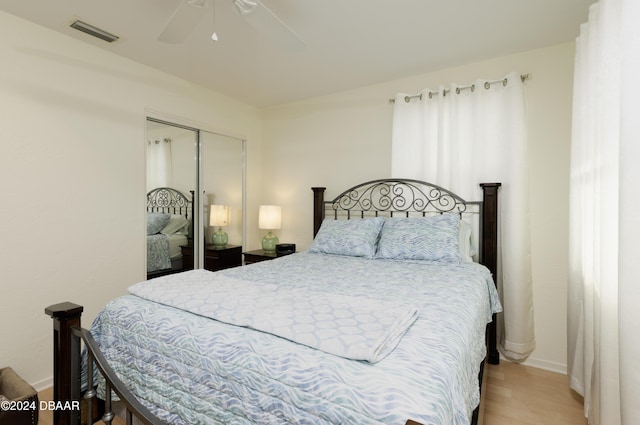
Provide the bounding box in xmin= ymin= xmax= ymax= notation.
xmin=45 ymin=302 xmax=84 ymax=319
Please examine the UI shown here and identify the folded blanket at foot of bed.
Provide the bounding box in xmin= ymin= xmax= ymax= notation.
xmin=129 ymin=269 xmax=418 ymax=363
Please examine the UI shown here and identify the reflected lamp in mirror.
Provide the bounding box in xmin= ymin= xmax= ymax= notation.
xmin=259 ymin=205 xmax=281 ymax=253
xmin=209 ymin=204 xmax=229 ymax=248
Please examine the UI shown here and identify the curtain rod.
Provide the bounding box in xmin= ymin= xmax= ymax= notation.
xmin=388 ymin=73 xmax=531 ymax=103
xmin=148 ymin=138 xmax=172 ymax=144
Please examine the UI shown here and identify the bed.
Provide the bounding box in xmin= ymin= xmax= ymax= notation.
xmin=46 ymin=178 xmax=502 ymax=425
xmin=146 ymin=187 xmax=194 ymax=279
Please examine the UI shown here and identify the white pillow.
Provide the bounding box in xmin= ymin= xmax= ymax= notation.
xmin=458 ymin=219 xmax=476 ymax=263
xmin=160 ymin=214 xmax=189 ymax=235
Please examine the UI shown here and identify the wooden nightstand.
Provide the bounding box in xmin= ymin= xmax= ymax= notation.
xmin=181 ymin=244 xmax=242 ymax=272
xmin=243 ymin=249 xmax=277 ymax=265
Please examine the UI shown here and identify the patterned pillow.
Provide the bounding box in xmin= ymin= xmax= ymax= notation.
xmin=376 ymin=214 xmax=461 ymax=262
xmin=308 ymin=217 xmax=385 ymax=259
xmin=147 ymin=212 xmax=171 ymax=235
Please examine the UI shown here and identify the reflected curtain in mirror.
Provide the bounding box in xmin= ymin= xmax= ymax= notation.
xmin=147 ymin=138 xmax=173 ymax=189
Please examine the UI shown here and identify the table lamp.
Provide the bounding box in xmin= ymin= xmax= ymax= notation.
xmin=210 ymin=204 xmax=229 ymax=248
xmin=259 ymin=205 xmax=281 ymax=253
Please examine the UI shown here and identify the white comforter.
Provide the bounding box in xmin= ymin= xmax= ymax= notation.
xmin=90 ymin=252 xmax=502 ymax=425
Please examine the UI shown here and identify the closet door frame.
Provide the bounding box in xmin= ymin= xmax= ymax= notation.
xmin=146 ymin=113 xmax=246 ymax=271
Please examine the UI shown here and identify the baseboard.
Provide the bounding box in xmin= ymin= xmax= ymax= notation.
xmin=31 ymin=376 xmax=53 ymax=392
xmin=500 ymin=354 xmax=568 ymax=375
xmin=523 ymin=357 xmax=568 ymax=375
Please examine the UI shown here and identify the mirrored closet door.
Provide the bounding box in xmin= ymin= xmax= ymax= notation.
xmin=145 ymin=117 xmax=245 ymax=279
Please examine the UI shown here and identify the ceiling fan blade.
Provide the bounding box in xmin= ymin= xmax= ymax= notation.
xmin=158 ymin=0 xmax=207 ymax=43
xmin=241 ymin=0 xmax=305 ymax=50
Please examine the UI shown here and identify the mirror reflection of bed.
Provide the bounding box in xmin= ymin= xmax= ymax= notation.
xmin=146 ymin=187 xmax=194 ymax=279
xmin=145 ymin=118 xmax=245 ymax=275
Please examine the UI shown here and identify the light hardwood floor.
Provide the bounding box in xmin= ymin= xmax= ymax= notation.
xmin=484 ymin=361 xmax=587 ymax=425
xmin=38 ymin=361 xmax=586 ymax=425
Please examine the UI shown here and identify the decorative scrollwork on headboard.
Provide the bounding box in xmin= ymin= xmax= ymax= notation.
xmin=327 ymin=179 xmax=469 ymax=218
xmin=146 ymin=187 xmax=193 ymax=219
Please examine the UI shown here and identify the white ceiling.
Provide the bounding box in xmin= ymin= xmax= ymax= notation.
xmin=0 ymin=0 xmax=593 ymax=107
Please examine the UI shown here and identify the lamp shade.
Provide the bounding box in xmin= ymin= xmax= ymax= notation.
xmin=259 ymin=205 xmax=281 ymax=230
xmin=209 ymin=205 xmax=229 ymax=227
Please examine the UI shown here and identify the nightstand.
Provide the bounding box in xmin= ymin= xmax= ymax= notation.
xmin=180 ymin=244 xmax=194 ymax=271
xmin=204 ymin=245 xmax=242 ymax=271
xmin=243 ymin=249 xmax=277 ymax=265
xmin=181 ymin=244 xmax=242 ymax=272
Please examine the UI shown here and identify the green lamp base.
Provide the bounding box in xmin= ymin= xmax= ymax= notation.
xmin=262 ymin=231 xmax=279 ymax=253
xmin=212 ymin=228 xmax=228 ymax=248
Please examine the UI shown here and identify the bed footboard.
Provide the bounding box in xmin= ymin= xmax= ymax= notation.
xmin=44 ymin=302 xmax=480 ymax=425
xmin=45 ymin=303 xmax=164 ymax=425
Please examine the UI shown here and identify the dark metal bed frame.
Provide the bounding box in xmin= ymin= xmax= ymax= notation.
xmin=45 ymin=178 xmax=500 ymax=425
xmin=146 ymin=187 xmax=194 ymax=279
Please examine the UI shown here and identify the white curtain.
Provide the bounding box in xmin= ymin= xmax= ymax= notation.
xmin=568 ymin=0 xmax=640 ymax=424
xmin=391 ymin=71 xmax=535 ymax=360
xmin=146 ymin=138 xmax=173 ymax=191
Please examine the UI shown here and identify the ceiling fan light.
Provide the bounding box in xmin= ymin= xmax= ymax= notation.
xmin=211 ymin=0 xmax=218 ymax=42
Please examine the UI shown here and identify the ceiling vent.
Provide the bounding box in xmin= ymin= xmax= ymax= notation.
xmin=70 ymin=20 xmax=119 ymax=43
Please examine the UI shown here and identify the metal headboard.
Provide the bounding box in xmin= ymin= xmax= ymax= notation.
xmin=312 ymin=178 xmax=482 ymax=259
xmin=322 ymin=178 xmax=479 ymax=219
xmin=146 ymin=187 xmax=193 ymax=218
xmin=147 ymin=187 xmax=194 ymax=240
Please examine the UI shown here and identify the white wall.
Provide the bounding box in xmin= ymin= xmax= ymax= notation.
xmin=0 ymin=11 xmax=262 ymax=389
xmin=261 ymin=43 xmax=575 ymax=372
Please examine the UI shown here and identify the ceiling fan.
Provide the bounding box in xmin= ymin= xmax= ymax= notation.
xmin=158 ymin=0 xmax=304 ymax=49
